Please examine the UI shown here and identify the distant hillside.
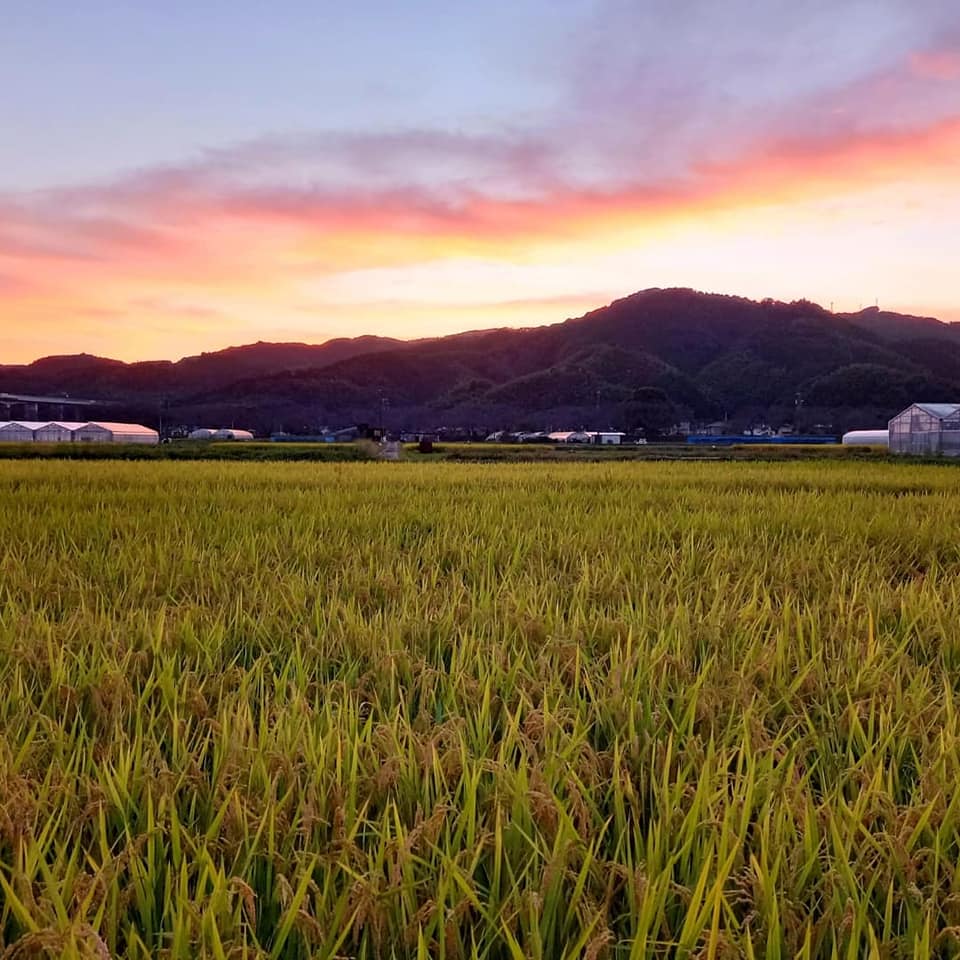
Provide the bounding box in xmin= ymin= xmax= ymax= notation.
xmin=840 ymin=305 xmax=960 ymax=344
xmin=0 ymin=336 xmax=404 ymax=397
xmin=4 ymin=289 xmax=960 ymax=435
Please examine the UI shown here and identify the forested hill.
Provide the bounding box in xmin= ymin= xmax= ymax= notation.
xmin=4 ymin=289 xmax=959 ymax=434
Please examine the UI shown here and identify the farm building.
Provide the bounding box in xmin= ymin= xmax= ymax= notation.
xmin=0 ymin=421 xmax=47 ymax=442
xmin=546 ymin=430 xmax=625 ymax=444
xmin=888 ymin=403 xmax=960 ymax=456
xmin=842 ymin=429 xmax=889 ymax=446
xmin=188 ymin=428 xmax=216 ymax=440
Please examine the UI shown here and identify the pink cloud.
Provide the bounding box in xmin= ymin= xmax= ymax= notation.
xmin=2 ymin=110 xmax=959 ymax=277
xmin=910 ymin=48 xmax=960 ymax=80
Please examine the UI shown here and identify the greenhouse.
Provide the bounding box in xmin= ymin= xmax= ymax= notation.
xmin=841 ymin=429 xmax=889 ymax=446
xmin=0 ymin=421 xmax=47 ymax=442
xmin=0 ymin=421 xmax=159 ymax=445
xmin=888 ymin=403 xmax=960 ymax=456
xmin=72 ymin=422 xmax=159 ymax=445
xmin=34 ymin=421 xmax=85 ymax=443
xmin=188 ymin=427 xmax=254 ymax=441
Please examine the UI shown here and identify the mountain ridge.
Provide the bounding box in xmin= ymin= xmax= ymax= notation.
xmin=3 ymin=288 xmax=960 ymax=435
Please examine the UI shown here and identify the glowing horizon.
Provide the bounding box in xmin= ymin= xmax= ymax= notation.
xmin=2 ymin=1 xmax=959 ymax=364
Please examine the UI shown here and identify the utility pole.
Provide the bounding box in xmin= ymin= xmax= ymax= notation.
xmin=378 ymin=390 xmax=388 ymax=439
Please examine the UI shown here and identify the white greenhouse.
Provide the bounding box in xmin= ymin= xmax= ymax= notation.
xmin=188 ymin=428 xmax=216 ymax=440
xmin=888 ymin=403 xmax=960 ymax=456
xmin=72 ymin=422 xmax=159 ymax=445
xmin=0 ymin=420 xmax=159 ymax=445
xmin=0 ymin=421 xmax=47 ymax=442
xmin=841 ymin=429 xmax=889 ymax=447
xmin=35 ymin=421 xmax=85 ymax=443
xmin=211 ymin=428 xmax=255 ymax=441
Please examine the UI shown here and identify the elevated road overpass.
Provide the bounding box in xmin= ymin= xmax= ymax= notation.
xmin=0 ymin=393 xmax=100 ymax=421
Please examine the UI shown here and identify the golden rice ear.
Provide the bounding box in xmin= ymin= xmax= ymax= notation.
xmin=0 ymin=931 xmax=68 ymax=960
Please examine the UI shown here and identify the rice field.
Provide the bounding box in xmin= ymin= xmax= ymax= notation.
xmin=2 ymin=459 xmax=960 ymax=959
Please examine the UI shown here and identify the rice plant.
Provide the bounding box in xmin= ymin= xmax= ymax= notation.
xmin=2 ymin=460 xmax=960 ymax=958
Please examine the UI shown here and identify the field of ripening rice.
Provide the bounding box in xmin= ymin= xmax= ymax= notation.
xmin=3 ymin=459 xmax=960 ymax=959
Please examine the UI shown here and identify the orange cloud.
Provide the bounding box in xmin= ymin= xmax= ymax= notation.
xmin=6 ymin=113 xmax=960 ymax=260
xmin=228 ymin=115 xmax=960 ymax=249
xmin=2 ymin=112 xmax=959 ymax=362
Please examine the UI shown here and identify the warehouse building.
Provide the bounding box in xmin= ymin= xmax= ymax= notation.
xmin=0 ymin=421 xmax=159 ymax=445
xmin=888 ymin=403 xmax=960 ymax=456
xmin=545 ymin=430 xmax=626 ymax=445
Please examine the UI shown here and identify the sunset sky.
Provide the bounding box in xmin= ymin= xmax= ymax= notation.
xmin=2 ymin=0 xmax=959 ymax=363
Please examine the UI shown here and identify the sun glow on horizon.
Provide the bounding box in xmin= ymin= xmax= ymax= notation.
xmin=2 ymin=14 xmax=959 ymax=363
